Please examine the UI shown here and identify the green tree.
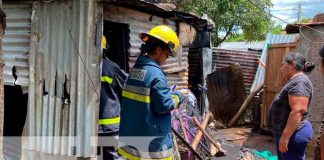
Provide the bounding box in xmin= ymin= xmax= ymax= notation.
xmin=269 ymin=22 xmax=284 ymax=34
xmin=162 ymin=0 xmax=272 ymax=46
xmin=300 ymin=17 xmax=312 ymax=23
xmin=293 ymin=17 xmax=312 ymax=24
xmin=226 ymin=33 xmax=245 ymax=42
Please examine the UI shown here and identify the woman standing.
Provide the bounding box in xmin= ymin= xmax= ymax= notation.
xmin=268 ymin=53 xmax=315 ymax=160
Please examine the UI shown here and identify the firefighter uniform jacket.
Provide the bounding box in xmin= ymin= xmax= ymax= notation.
xmin=99 ymin=58 xmax=127 ymax=134
xmin=118 ymin=55 xmax=184 ymax=160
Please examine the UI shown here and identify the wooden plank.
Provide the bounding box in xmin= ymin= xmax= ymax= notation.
xmin=193 ymin=117 xmax=226 ymax=156
xmin=270 ymin=42 xmax=298 ymax=48
xmin=265 ymin=86 xmax=282 ymax=92
xmin=228 ymin=83 xmax=264 ymax=127
xmin=192 ymin=112 xmax=211 ymax=150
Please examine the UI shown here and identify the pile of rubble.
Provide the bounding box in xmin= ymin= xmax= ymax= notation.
xmin=171 ymin=91 xmax=226 ymax=160
xmin=171 ymin=90 xmax=274 ymax=160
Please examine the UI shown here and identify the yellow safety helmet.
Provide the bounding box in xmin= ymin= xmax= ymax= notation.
xmin=102 ymin=36 xmax=107 ymax=49
xmin=140 ymin=25 xmax=180 ymax=57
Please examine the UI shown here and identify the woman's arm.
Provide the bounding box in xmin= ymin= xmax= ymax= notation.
xmin=279 ymin=95 xmax=309 ymax=153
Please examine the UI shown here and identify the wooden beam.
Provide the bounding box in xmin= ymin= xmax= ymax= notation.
xmin=228 ymin=83 xmax=264 ymax=127
xmin=171 ymin=127 xmax=204 ymax=160
xmin=191 ymin=112 xmax=211 ymax=150
xmin=193 ymin=117 xmax=226 ymax=157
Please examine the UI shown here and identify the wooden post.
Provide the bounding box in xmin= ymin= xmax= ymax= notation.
xmin=193 ymin=117 xmax=226 ymax=156
xmin=171 ymin=127 xmax=203 ymax=160
xmin=191 ymin=112 xmax=211 ymax=150
xmin=0 ymin=6 xmax=6 ymax=160
xmin=228 ymin=83 xmax=264 ymax=127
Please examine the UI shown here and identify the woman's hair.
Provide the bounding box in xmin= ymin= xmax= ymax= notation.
xmin=319 ymin=46 xmax=324 ymax=59
xmin=284 ymin=52 xmax=315 ymax=73
xmin=140 ymin=37 xmax=169 ymax=55
xmin=320 ymin=46 xmax=324 ymax=65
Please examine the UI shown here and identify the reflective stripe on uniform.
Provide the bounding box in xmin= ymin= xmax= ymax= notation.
xmin=122 ymin=90 xmax=150 ymax=103
xmin=124 ymin=84 xmax=150 ymax=96
xmin=101 ymin=76 xmax=113 ymax=84
xmin=171 ymin=94 xmax=180 ymax=107
xmin=98 ymin=116 xmax=120 ymax=125
xmin=118 ymin=147 xmax=174 ymax=160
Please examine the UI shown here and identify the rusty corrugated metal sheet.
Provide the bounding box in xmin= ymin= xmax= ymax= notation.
xmin=164 ymin=47 xmax=189 ymax=89
xmin=218 ymin=42 xmax=264 ymax=51
xmin=104 ymin=4 xmax=188 ymax=89
xmin=212 ymin=48 xmax=261 ymax=93
xmin=188 ymin=48 xmax=202 ymax=85
xmin=25 ymin=0 xmax=101 ymax=158
xmin=207 ymin=64 xmax=246 ymax=125
xmin=2 ymin=3 xmax=31 ymax=86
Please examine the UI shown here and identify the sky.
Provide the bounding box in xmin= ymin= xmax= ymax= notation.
xmin=271 ymin=0 xmax=324 ymax=25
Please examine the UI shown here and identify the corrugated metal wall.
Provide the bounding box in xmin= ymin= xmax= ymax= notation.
xmin=2 ymin=3 xmax=31 ymax=86
xmin=188 ymin=48 xmax=202 ymax=86
xmin=103 ymin=4 xmax=188 ymax=89
xmin=25 ymin=0 xmax=101 ymax=158
xmin=212 ymin=48 xmax=261 ymax=94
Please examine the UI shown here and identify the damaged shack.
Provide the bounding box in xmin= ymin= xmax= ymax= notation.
xmin=0 ymin=0 xmax=213 ymax=159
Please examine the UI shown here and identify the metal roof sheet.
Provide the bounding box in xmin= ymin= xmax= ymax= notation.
xmin=267 ymin=34 xmax=299 ymax=44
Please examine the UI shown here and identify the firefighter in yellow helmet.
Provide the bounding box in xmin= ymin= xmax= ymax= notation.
xmin=99 ymin=36 xmax=127 ymax=159
xmin=118 ymin=25 xmax=185 ymax=159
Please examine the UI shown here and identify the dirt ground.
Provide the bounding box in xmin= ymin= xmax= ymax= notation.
xmin=213 ymin=127 xmax=314 ymax=160
xmin=216 ymin=127 xmax=276 ymax=152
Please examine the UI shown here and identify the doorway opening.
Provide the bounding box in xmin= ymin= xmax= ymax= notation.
xmin=3 ymin=85 xmax=28 ymax=159
xmin=103 ymin=20 xmax=130 ymax=73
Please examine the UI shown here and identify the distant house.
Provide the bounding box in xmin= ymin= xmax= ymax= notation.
xmin=218 ymin=42 xmax=264 ymax=51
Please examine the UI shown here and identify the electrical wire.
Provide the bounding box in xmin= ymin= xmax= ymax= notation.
xmin=300 ymin=8 xmax=324 ymax=13
xmin=270 ymin=8 xmax=297 ymax=12
xmin=246 ymin=0 xmax=324 ymax=43
xmin=63 ymin=9 xmax=100 ymax=100
xmin=299 ymin=25 xmax=324 ymax=44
